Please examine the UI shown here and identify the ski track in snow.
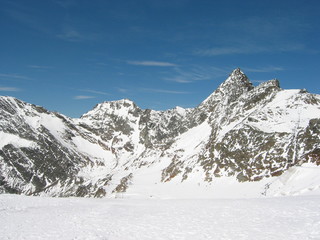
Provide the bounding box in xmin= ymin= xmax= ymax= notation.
xmin=0 ymin=194 xmax=319 ymax=240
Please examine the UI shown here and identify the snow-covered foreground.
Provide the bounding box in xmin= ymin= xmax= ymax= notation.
xmin=1 ymin=194 xmax=319 ymax=240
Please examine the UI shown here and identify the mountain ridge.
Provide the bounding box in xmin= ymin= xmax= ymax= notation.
xmin=1 ymin=68 xmax=320 ymax=198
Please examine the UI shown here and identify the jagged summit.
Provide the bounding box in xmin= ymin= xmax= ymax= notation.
xmin=200 ymin=68 xmax=254 ymax=107
xmin=229 ymin=67 xmax=248 ymax=80
xmin=81 ymin=98 xmax=140 ymax=120
xmin=217 ymin=68 xmax=254 ymax=96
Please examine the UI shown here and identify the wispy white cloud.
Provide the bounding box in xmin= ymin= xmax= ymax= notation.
xmin=194 ymin=43 xmax=307 ymax=56
xmin=58 ymin=28 xmax=100 ymax=42
xmin=243 ymin=66 xmax=284 ymax=73
xmin=117 ymin=88 xmax=129 ymax=93
xmin=96 ymin=62 xmax=109 ymax=67
xmin=194 ymin=47 xmax=255 ymax=56
xmin=140 ymin=88 xmax=190 ymax=94
xmin=28 ymin=65 xmax=53 ymax=69
xmin=165 ymin=66 xmax=229 ymax=83
xmin=0 ymin=86 xmax=21 ymax=92
xmin=127 ymin=60 xmax=177 ymax=67
xmin=73 ymin=95 xmax=95 ymax=100
xmin=164 ymin=77 xmax=192 ymax=83
xmin=57 ymin=29 xmax=85 ymax=42
xmin=0 ymin=73 xmax=32 ymax=80
xmin=80 ymin=89 xmax=110 ymax=95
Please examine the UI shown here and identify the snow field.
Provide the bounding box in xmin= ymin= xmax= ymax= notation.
xmin=0 ymin=132 xmax=37 ymax=149
xmin=0 ymin=194 xmax=319 ymax=240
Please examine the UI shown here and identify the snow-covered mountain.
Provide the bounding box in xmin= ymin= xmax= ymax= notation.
xmin=1 ymin=68 xmax=319 ymax=198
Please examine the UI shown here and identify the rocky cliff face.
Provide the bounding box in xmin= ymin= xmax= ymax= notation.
xmin=1 ymin=69 xmax=319 ymax=198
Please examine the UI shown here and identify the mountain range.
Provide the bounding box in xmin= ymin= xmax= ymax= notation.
xmin=1 ymin=68 xmax=319 ymax=198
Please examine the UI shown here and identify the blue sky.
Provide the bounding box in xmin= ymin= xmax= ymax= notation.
xmin=0 ymin=0 xmax=319 ymax=117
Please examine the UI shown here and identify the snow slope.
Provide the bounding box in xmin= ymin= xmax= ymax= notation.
xmin=122 ymin=162 xmax=320 ymax=199
xmin=0 ymin=194 xmax=319 ymax=240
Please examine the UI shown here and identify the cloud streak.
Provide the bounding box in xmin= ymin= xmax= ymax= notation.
xmin=194 ymin=43 xmax=306 ymax=56
xmin=127 ymin=61 xmax=177 ymax=67
xmin=194 ymin=47 xmax=255 ymax=56
xmin=57 ymin=29 xmax=88 ymax=42
xmin=80 ymin=89 xmax=110 ymax=95
xmin=0 ymin=86 xmax=21 ymax=92
xmin=28 ymin=65 xmax=53 ymax=69
xmin=165 ymin=66 xmax=229 ymax=83
xmin=140 ymin=88 xmax=190 ymax=94
xmin=73 ymin=95 xmax=95 ymax=100
xmin=117 ymin=88 xmax=129 ymax=93
xmin=0 ymin=73 xmax=32 ymax=80
xmin=243 ymin=66 xmax=284 ymax=73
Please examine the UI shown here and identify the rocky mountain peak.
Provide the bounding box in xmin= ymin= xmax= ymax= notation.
xmin=199 ymin=68 xmax=254 ymax=109
xmin=230 ymin=67 xmax=246 ymax=78
xmin=218 ymin=68 xmax=254 ymax=93
xmin=81 ymin=98 xmax=140 ymax=121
